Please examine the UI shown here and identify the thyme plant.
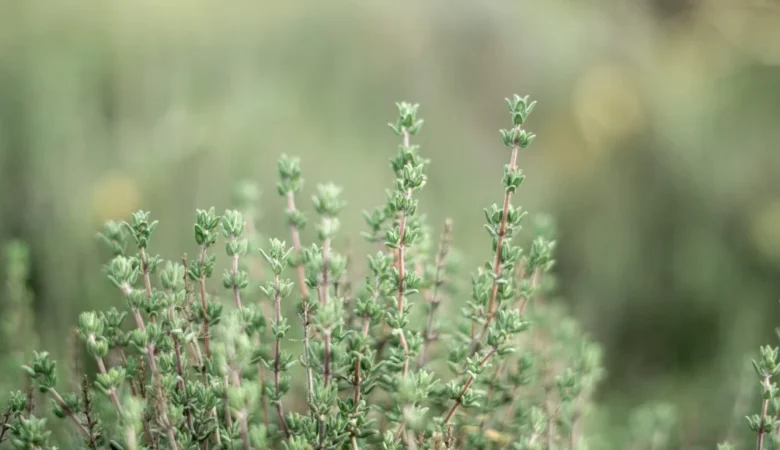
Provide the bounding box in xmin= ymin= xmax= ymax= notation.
xmin=720 ymin=334 xmax=780 ymax=449
xmin=0 ymin=95 xmax=605 ymax=449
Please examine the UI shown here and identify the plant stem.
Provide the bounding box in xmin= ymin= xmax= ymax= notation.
xmin=231 ymin=251 xmax=243 ymax=310
xmin=286 ymin=190 xmax=315 ymax=406
xmin=300 ymin=302 xmax=315 ymax=407
xmin=253 ymin=334 xmax=270 ymax=430
xmin=128 ymin=307 xmax=167 ymax=405
xmin=518 ymin=269 xmax=541 ymax=316
xmin=137 ymin=248 xmax=179 ymax=450
xmin=341 ymin=239 xmax=357 ymax=329
xmin=419 ymin=218 xmax=453 ymax=368
xmin=212 ymin=408 xmax=222 ymax=447
xmin=24 ymin=377 xmax=34 ymax=418
xmin=227 ymin=239 xmax=251 ymax=450
xmin=168 ymin=305 xmax=194 ymax=433
xmin=354 ymin=317 xmax=371 ymax=406
xmin=81 ymin=376 xmax=99 ymax=450
xmin=758 ymin=374 xmax=771 ymax=450
xmin=485 ymin=266 xmax=541 ymax=429
xmin=139 ymin=248 xmax=154 ymax=302
xmin=117 ymin=350 xmax=139 ymax=398
xmin=0 ymin=410 xmax=12 ymax=443
xmin=322 ymin=218 xmax=332 ymax=307
xmin=443 ymin=347 xmax=497 ymax=424
xmin=387 ymin=128 xmax=419 ymax=444
xmin=320 ymin=216 xmax=336 ymax=393
xmin=486 ymin=144 xmax=519 ymax=321
xmin=90 ymin=338 xmax=124 ymax=416
xmin=125 ymin=425 xmax=138 ymax=450
xmin=49 ymin=388 xmax=90 ymax=438
xmin=273 ymin=274 xmax=291 ymax=438
xmin=396 ymin=129 xmax=412 ymax=378
xmin=387 ymin=130 xmax=415 ymax=443
xmin=181 ymin=254 xmax=208 ymax=380
xmin=472 ymin=144 xmax=519 ymax=354
xmin=117 ymin=349 xmax=153 ymax=444
xmin=324 ymin=329 xmax=333 ymax=388
xmin=286 ymin=191 xmax=308 ymax=298
xmin=238 ymin=410 xmax=250 ymax=450
xmin=197 ymin=245 xmax=212 ymax=358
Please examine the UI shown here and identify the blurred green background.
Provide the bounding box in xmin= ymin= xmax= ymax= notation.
xmin=3 ymin=0 xmax=780 ymax=447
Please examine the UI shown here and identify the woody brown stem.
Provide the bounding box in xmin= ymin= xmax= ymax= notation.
xmin=91 ymin=342 xmax=124 ymax=417
xmin=134 ymin=248 xmax=179 ymax=450
xmin=396 ymin=130 xmax=412 ymax=378
xmin=286 ymin=191 xmax=315 ymax=405
xmin=389 ymin=129 xmax=414 ymax=442
xmin=472 ymin=145 xmax=519 ymax=354
xmin=49 ymin=388 xmax=90 ymax=438
xmin=443 ymin=348 xmax=497 ymax=424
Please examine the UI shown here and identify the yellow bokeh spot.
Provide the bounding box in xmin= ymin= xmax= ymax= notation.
xmin=538 ymin=116 xmax=594 ymax=179
xmin=90 ymin=172 xmax=141 ymax=224
xmin=572 ymin=63 xmax=645 ymax=150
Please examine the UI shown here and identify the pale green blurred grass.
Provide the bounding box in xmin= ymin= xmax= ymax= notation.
xmin=3 ymin=0 xmax=780 ymax=446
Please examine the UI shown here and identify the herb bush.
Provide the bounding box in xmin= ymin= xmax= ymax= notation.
xmin=0 ymin=96 xmax=607 ymax=449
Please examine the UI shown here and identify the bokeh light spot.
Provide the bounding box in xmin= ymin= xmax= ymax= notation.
xmin=90 ymin=172 xmax=141 ymax=224
xmin=572 ymin=63 xmax=645 ymax=150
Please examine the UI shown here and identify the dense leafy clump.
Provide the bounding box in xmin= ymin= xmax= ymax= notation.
xmin=1 ymin=96 xmax=606 ymax=449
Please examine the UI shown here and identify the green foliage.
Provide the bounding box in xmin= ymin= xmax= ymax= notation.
xmin=627 ymin=402 xmax=676 ymax=450
xmin=713 ymin=303 xmax=780 ymax=450
xmin=1 ymin=241 xmax=39 ymax=403
xmin=0 ymin=96 xmax=605 ymax=449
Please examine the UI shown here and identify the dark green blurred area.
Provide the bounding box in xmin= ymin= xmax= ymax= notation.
xmin=3 ymin=0 xmax=780 ymax=447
